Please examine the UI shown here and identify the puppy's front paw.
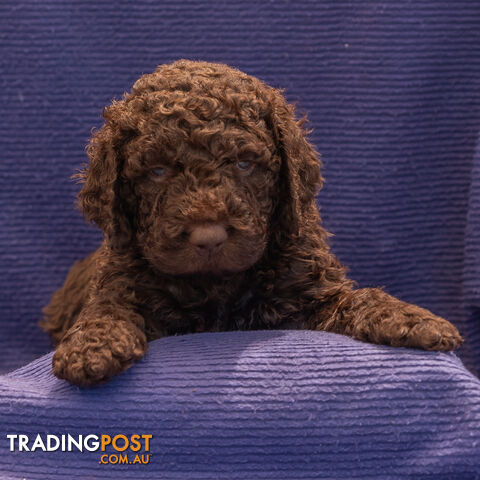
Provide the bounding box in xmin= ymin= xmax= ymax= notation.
xmin=398 ymin=314 xmax=463 ymax=351
xmin=52 ymin=320 xmax=147 ymax=387
xmin=371 ymin=306 xmax=463 ymax=352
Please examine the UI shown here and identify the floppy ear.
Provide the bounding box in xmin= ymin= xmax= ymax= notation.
xmin=77 ymin=123 xmax=135 ymax=251
xmin=267 ymin=91 xmax=323 ymax=237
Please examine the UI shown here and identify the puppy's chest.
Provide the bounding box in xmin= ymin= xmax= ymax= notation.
xmin=143 ymin=284 xmax=258 ymax=336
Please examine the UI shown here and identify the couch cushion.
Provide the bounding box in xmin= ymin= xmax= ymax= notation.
xmin=1 ymin=330 xmax=479 ymax=479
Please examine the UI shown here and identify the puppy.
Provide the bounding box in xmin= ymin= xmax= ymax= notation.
xmin=41 ymin=59 xmax=463 ymax=386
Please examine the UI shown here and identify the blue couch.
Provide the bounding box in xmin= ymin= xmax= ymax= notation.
xmin=1 ymin=331 xmax=480 ymax=479
xmin=1 ymin=1 xmax=479 ymax=477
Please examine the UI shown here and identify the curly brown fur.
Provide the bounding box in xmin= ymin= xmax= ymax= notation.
xmin=40 ymin=59 xmax=463 ymax=386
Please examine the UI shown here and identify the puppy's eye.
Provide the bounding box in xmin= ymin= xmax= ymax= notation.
xmin=236 ymin=160 xmax=254 ymax=174
xmin=150 ymin=166 xmax=168 ymax=178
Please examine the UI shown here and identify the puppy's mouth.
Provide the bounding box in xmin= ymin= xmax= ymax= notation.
xmin=146 ymin=222 xmax=266 ymax=277
xmin=187 ymin=252 xmax=255 ymax=277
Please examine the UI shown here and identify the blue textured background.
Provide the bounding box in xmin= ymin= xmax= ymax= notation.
xmin=0 ymin=1 xmax=479 ymax=374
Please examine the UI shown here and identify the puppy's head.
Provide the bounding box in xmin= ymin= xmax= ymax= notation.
xmin=78 ymin=60 xmax=322 ymax=276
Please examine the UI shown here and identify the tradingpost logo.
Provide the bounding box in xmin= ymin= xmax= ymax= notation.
xmin=6 ymin=433 xmax=153 ymax=465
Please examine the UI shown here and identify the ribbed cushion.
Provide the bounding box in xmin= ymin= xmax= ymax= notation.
xmin=1 ymin=330 xmax=479 ymax=479
xmin=1 ymin=0 xmax=480 ymax=376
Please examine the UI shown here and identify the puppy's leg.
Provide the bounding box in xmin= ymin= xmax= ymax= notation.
xmin=316 ymin=287 xmax=463 ymax=351
xmin=52 ymin=249 xmax=148 ymax=386
xmin=40 ymin=252 xmax=96 ymax=345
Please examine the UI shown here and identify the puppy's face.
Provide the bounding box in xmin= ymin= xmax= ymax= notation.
xmin=80 ymin=61 xmax=322 ymax=276
xmin=123 ymin=106 xmax=280 ymax=276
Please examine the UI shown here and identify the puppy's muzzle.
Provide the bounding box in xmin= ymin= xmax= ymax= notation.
xmin=188 ymin=223 xmax=228 ymax=256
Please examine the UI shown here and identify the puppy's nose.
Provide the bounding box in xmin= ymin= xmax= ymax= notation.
xmin=189 ymin=224 xmax=228 ymax=254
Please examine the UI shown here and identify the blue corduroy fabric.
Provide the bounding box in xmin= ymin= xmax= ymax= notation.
xmin=1 ymin=330 xmax=480 ymax=479
xmin=1 ymin=1 xmax=479 ymax=374
xmin=1 ymin=2 xmax=480 ymax=477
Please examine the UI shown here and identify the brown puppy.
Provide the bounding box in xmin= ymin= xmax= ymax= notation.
xmin=41 ymin=59 xmax=463 ymax=386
